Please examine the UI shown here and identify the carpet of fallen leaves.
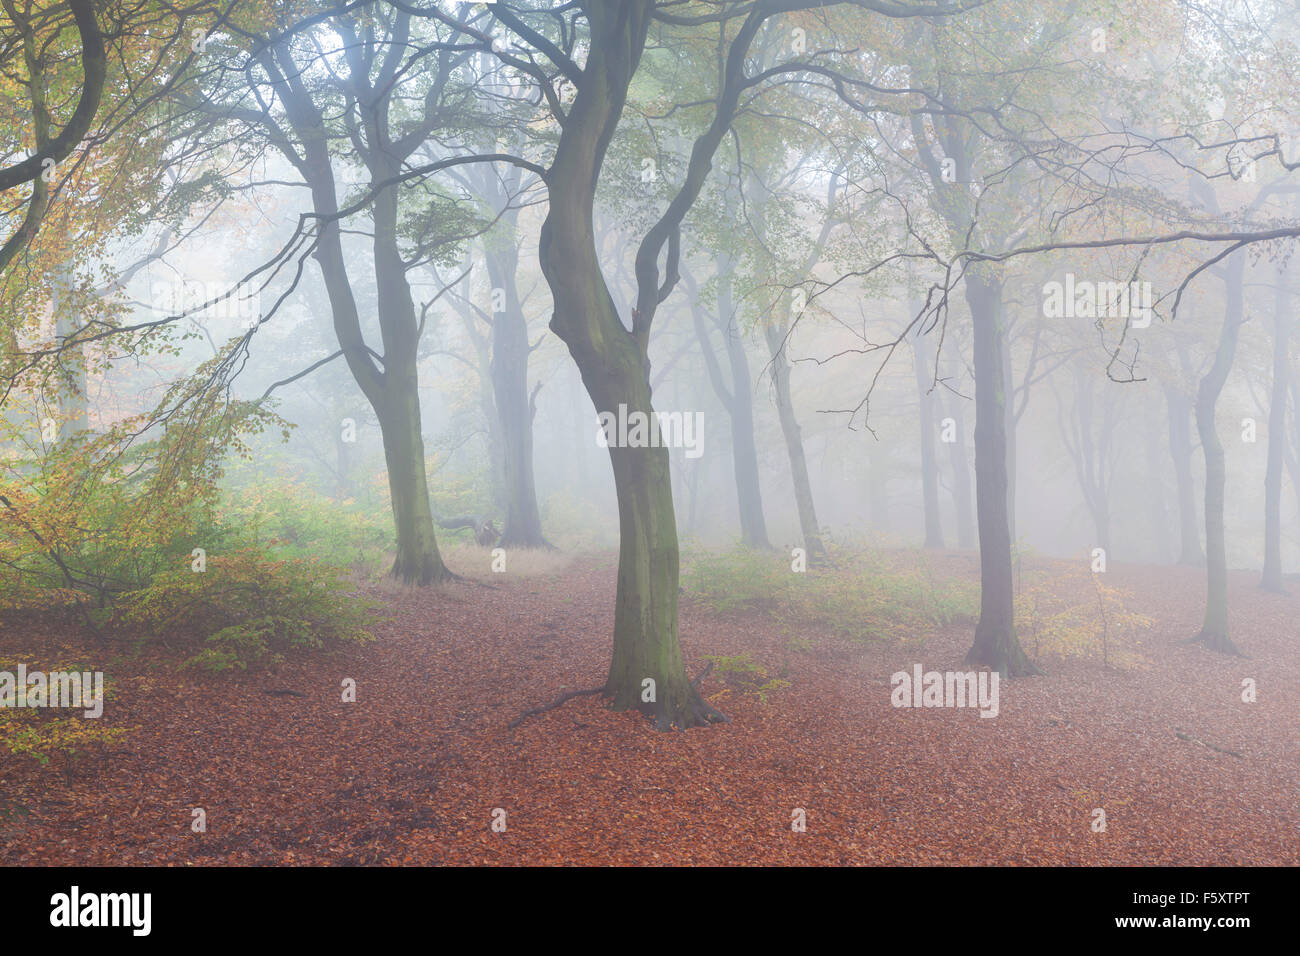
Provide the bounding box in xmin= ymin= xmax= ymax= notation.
xmin=2 ymin=551 xmax=1297 ymax=866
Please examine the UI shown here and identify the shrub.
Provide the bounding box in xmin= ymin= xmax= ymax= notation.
xmin=702 ymin=652 xmax=790 ymax=704
xmin=0 ymin=657 xmax=132 ymax=781
xmin=215 ymin=479 xmax=392 ymax=575
xmin=1015 ymin=560 xmax=1152 ymax=668
xmin=107 ymin=549 xmax=377 ymax=670
xmin=0 ymin=709 xmax=132 ymax=780
xmin=683 ymin=544 xmax=978 ymax=644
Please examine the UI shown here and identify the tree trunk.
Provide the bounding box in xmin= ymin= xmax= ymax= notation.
xmin=1191 ymin=253 xmax=1245 ymax=654
xmin=376 ymin=352 xmax=448 ymax=585
xmin=266 ymin=54 xmax=451 ymax=585
xmin=691 ymin=263 xmax=769 ymax=548
xmin=371 ymin=151 xmax=450 ymax=584
xmin=1261 ymin=267 xmax=1290 ymax=592
xmin=537 ymin=0 xmax=721 ymax=728
xmin=722 ymin=311 xmax=769 ymax=549
xmin=964 ymin=271 xmax=1041 ymax=676
xmin=1142 ymin=395 xmax=1173 ymax=562
xmin=452 ymin=292 xmax=506 ymax=514
xmin=603 ymin=411 xmax=722 ymax=729
xmin=1001 ymin=322 xmax=1017 ymax=544
xmin=549 ymin=317 xmax=722 ymax=729
xmin=1165 ymin=383 xmax=1204 ymax=565
xmin=485 ymin=243 xmax=547 ymax=548
xmin=1289 ymin=378 xmax=1300 ymax=554
xmin=910 ymin=309 xmax=944 ymax=548
xmin=944 ymin=365 xmax=976 ymax=550
xmin=764 ymin=320 xmax=826 ymax=561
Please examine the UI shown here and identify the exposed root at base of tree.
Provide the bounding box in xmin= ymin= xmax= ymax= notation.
xmin=963 ymin=644 xmax=1046 ymax=678
xmin=509 ymin=662 xmax=723 ymax=730
xmin=388 ymin=562 xmax=457 ymax=587
xmin=1184 ymin=631 xmax=1247 ymax=657
xmin=650 ymin=693 xmax=729 ymax=731
xmin=691 ymin=660 xmax=715 ymax=688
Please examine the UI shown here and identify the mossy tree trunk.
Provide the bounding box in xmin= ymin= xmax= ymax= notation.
xmin=376 ymin=364 xmax=446 ymax=585
xmin=537 ymin=0 xmax=726 ymax=728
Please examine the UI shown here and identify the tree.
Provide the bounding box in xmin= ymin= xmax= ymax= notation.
xmin=908 ymin=100 xmax=1041 ymax=676
xmin=187 ymin=4 xmax=496 ymax=583
xmin=682 ymin=256 xmax=771 ymax=549
xmin=517 ymin=0 xmax=977 ymax=726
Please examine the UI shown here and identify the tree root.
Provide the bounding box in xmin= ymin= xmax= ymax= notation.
xmin=1183 ymin=630 xmax=1247 ymax=657
xmin=691 ymin=660 xmax=715 ymax=689
xmin=963 ymin=643 xmax=1045 ymax=677
xmin=510 ymin=662 xmax=725 ymax=730
xmin=651 ymin=691 xmax=728 ymax=731
xmin=388 ymin=560 xmax=458 ymax=587
xmin=508 ymin=685 xmax=605 ymax=729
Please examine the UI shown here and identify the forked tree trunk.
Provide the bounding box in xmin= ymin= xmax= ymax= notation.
xmin=1192 ymin=253 xmax=1245 ymax=654
xmin=537 ymin=0 xmax=722 ymax=728
xmin=312 ymin=216 xmax=451 ymax=586
xmin=964 ymin=271 xmax=1041 ymax=676
xmin=372 ymin=151 xmax=451 ymax=585
xmin=261 ymin=45 xmax=452 ymax=586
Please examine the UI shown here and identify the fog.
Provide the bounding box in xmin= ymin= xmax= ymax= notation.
xmin=2 ymin=0 xmax=1297 ymax=882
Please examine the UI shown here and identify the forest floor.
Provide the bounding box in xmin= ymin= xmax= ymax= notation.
xmin=2 ymin=549 xmax=1297 ymax=865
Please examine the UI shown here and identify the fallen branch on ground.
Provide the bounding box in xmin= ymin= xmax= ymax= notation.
xmin=1175 ymin=726 xmax=1244 ymax=758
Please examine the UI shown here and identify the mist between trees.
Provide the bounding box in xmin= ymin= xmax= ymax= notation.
xmin=2 ymin=0 xmax=1299 ymax=735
